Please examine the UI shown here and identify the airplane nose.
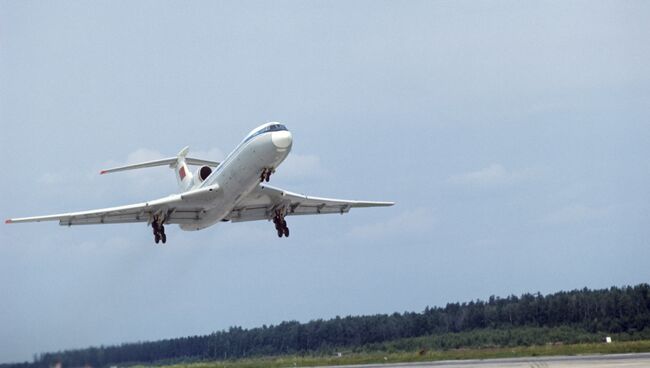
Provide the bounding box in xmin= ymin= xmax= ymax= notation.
xmin=271 ymin=130 xmax=292 ymax=149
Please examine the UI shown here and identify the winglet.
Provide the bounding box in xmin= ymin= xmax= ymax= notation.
xmin=100 ymin=170 xmax=108 ymax=175
xmin=5 ymin=219 xmax=12 ymax=224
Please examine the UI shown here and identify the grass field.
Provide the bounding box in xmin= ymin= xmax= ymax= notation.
xmin=148 ymin=340 xmax=650 ymax=368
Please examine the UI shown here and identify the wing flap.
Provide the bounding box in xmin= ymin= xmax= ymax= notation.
xmin=6 ymin=193 xmax=208 ymax=226
xmin=228 ymin=184 xmax=393 ymax=222
xmin=58 ymin=210 xmax=204 ymax=226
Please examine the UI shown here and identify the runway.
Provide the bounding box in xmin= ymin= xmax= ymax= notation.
xmin=321 ymin=352 xmax=650 ymax=367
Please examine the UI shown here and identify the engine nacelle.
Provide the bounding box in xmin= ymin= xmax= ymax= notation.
xmin=193 ymin=166 xmax=213 ymax=185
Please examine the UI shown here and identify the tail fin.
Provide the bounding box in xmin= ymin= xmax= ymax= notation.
xmin=174 ymin=146 xmax=193 ymax=191
xmin=100 ymin=147 xmax=220 ymax=192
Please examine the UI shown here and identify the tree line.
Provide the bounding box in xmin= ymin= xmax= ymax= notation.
xmin=5 ymin=283 xmax=649 ymax=368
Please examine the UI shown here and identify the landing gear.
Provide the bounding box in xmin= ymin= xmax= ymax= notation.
xmin=273 ymin=210 xmax=289 ymax=238
xmin=152 ymin=216 xmax=166 ymax=244
xmin=260 ymin=168 xmax=274 ymax=183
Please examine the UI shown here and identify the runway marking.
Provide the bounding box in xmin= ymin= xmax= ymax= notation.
xmin=318 ymin=352 xmax=650 ymax=368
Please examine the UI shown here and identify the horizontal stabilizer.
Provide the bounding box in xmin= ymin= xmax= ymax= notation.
xmin=100 ymin=157 xmax=220 ymax=175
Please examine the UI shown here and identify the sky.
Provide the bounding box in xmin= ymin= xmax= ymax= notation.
xmin=1 ymin=0 xmax=649 ymax=363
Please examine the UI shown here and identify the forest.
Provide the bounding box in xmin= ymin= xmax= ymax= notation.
xmin=4 ymin=283 xmax=649 ymax=368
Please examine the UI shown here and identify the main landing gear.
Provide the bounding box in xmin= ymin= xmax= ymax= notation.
xmin=260 ymin=168 xmax=274 ymax=182
xmin=152 ymin=216 xmax=167 ymax=244
xmin=273 ymin=210 xmax=289 ymax=238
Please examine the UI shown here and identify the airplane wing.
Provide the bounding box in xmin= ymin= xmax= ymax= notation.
xmin=6 ymin=185 xmax=220 ymax=226
xmin=227 ymin=184 xmax=394 ymax=222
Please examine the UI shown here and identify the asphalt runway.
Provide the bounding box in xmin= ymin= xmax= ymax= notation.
xmin=322 ymin=353 xmax=650 ymax=367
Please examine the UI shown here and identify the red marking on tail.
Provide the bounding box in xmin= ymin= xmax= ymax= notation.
xmin=100 ymin=170 xmax=107 ymax=175
xmin=5 ymin=219 xmax=12 ymax=224
xmin=179 ymin=166 xmax=187 ymax=180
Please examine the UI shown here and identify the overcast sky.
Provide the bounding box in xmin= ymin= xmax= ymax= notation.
xmin=1 ymin=0 xmax=649 ymax=363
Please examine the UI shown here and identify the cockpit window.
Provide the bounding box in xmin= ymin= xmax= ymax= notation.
xmin=262 ymin=124 xmax=286 ymax=133
xmin=243 ymin=123 xmax=287 ymax=143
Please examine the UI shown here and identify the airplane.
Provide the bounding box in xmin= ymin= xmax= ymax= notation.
xmin=6 ymin=123 xmax=394 ymax=243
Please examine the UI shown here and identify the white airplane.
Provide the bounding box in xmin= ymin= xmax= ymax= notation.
xmin=6 ymin=123 xmax=393 ymax=243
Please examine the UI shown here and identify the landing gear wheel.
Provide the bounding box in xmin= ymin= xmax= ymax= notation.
xmin=272 ymin=209 xmax=289 ymax=238
xmin=152 ymin=216 xmax=166 ymax=244
xmin=261 ymin=168 xmax=274 ymax=182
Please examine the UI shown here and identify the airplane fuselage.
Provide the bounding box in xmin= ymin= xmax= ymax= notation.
xmin=179 ymin=123 xmax=292 ymax=231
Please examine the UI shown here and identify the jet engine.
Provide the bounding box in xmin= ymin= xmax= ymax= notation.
xmin=193 ymin=166 xmax=213 ymax=185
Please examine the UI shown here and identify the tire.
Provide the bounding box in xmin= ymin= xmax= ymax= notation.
xmin=284 ymin=227 xmax=290 ymax=237
xmin=277 ymin=229 xmax=283 ymax=237
xmin=161 ymin=233 xmax=167 ymax=244
xmin=155 ymin=234 xmax=160 ymax=244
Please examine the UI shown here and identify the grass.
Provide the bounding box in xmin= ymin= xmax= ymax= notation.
xmin=144 ymin=340 xmax=650 ymax=368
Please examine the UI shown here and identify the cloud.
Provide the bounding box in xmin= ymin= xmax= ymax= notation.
xmin=189 ymin=147 xmax=225 ymax=162
xmin=35 ymin=149 xmax=171 ymax=188
xmin=276 ymin=153 xmax=328 ymax=180
xmin=213 ymin=222 xmax=271 ymax=247
xmin=348 ymin=208 xmax=436 ymax=240
xmin=447 ymin=164 xmax=535 ymax=187
xmin=105 ymin=149 xmax=170 ymax=196
xmin=125 ymin=148 xmax=166 ymax=163
xmin=542 ymin=204 xmax=608 ymax=225
xmin=37 ymin=171 xmax=72 ymax=185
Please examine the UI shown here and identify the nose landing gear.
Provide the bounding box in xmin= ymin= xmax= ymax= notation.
xmin=152 ymin=216 xmax=167 ymax=244
xmin=273 ymin=210 xmax=289 ymax=238
xmin=260 ymin=168 xmax=274 ymax=182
